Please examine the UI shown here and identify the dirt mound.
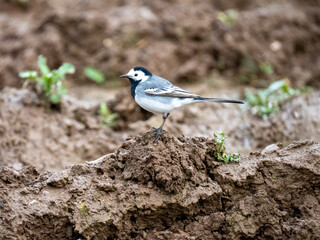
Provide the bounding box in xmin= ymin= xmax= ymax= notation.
xmin=1 ymin=0 xmax=320 ymax=89
xmin=0 ymin=133 xmax=319 ymax=239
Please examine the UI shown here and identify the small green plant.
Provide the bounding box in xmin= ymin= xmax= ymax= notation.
xmin=79 ymin=202 xmax=90 ymax=225
xmin=19 ymin=55 xmax=75 ymax=104
xmin=213 ymin=131 xmax=239 ymax=164
xmin=84 ymin=66 xmax=105 ymax=83
xmin=80 ymin=202 xmax=87 ymax=214
xmin=217 ymin=9 xmax=239 ymax=26
xmin=245 ymin=79 xmax=308 ymax=117
xmin=99 ymin=103 xmax=118 ymax=127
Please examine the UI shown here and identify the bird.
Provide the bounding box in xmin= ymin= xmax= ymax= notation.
xmin=120 ymin=66 xmax=245 ymax=142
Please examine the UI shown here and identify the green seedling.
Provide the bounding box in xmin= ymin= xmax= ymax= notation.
xmin=84 ymin=66 xmax=105 ymax=83
xmin=19 ymin=55 xmax=75 ymax=105
xmin=99 ymin=103 xmax=118 ymax=127
xmin=213 ymin=130 xmax=239 ymax=164
xmin=80 ymin=202 xmax=87 ymax=214
xmin=246 ymin=79 xmax=308 ymax=117
xmin=217 ymin=9 xmax=239 ymax=26
xmin=79 ymin=202 xmax=90 ymax=225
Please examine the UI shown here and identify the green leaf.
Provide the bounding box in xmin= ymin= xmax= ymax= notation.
xmin=245 ymin=78 xmax=306 ymax=117
xmin=19 ymin=55 xmax=75 ymax=106
xmin=84 ymin=67 xmax=105 ymax=83
xmin=108 ymin=113 xmax=118 ymax=121
xmin=50 ymin=94 xmax=61 ymax=103
xmin=45 ymin=72 xmax=53 ymax=80
xmin=267 ymin=80 xmax=286 ymax=93
xmin=99 ymin=103 xmax=108 ymax=116
xmin=99 ymin=103 xmax=118 ymax=127
xmin=38 ymin=55 xmax=50 ymax=76
xmin=58 ymin=86 xmax=68 ymax=95
xmin=19 ymin=71 xmax=38 ymax=79
xmin=217 ymin=9 xmax=239 ymax=26
xmin=230 ymin=153 xmax=240 ymax=162
xmin=58 ymin=63 xmax=75 ymax=79
xmin=34 ymin=77 xmax=44 ymax=86
xmin=213 ymin=131 xmax=239 ymax=164
xmin=80 ymin=203 xmax=86 ymax=214
xmin=245 ymin=91 xmax=257 ymax=105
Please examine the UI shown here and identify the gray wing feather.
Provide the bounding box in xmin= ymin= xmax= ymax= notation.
xmin=144 ymin=85 xmax=200 ymax=98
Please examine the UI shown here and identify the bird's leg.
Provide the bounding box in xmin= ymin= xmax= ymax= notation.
xmin=148 ymin=127 xmax=158 ymax=133
xmin=153 ymin=113 xmax=169 ymax=142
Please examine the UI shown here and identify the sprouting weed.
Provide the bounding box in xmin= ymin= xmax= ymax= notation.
xmin=217 ymin=9 xmax=239 ymax=26
xmin=84 ymin=66 xmax=105 ymax=83
xmin=213 ymin=130 xmax=239 ymax=164
xmin=19 ymin=55 xmax=75 ymax=105
xmin=99 ymin=103 xmax=118 ymax=127
xmin=80 ymin=202 xmax=87 ymax=214
xmin=245 ymin=79 xmax=310 ymax=117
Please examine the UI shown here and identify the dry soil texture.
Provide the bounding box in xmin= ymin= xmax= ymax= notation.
xmin=0 ymin=134 xmax=319 ymax=239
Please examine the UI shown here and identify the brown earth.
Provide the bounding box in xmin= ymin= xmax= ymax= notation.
xmin=0 ymin=133 xmax=319 ymax=239
xmin=1 ymin=0 xmax=320 ymax=89
xmin=0 ymin=87 xmax=127 ymax=172
xmin=1 ymin=1 xmax=320 ymax=238
xmin=1 ymin=87 xmax=319 ymax=173
xmin=234 ymin=91 xmax=320 ymax=150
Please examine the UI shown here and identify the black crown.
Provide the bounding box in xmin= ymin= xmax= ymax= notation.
xmin=133 ymin=66 xmax=152 ymax=76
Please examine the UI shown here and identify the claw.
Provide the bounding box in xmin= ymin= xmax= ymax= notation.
xmin=150 ymin=113 xmax=169 ymax=143
xmin=153 ymin=128 xmax=167 ymax=143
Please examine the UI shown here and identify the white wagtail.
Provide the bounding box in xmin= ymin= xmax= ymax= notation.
xmin=120 ymin=66 xmax=245 ymax=142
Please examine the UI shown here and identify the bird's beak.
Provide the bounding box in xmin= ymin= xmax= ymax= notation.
xmin=120 ymin=74 xmax=129 ymax=78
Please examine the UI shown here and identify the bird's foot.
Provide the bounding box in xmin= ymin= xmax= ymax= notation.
xmin=151 ymin=128 xmax=167 ymax=143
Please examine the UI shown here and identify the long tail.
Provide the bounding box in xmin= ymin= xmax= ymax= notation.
xmin=195 ymin=97 xmax=245 ymax=104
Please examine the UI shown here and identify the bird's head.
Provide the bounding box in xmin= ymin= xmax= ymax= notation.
xmin=120 ymin=66 xmax=152 ymax=82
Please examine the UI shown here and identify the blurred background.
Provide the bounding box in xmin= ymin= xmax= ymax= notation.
xmin=1 ymin=0 xmax=320 ymax=89
xmin=0 ymin=0 xmax=320 ymax=171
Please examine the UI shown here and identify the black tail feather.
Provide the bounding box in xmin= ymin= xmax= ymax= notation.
xmin=196 ymin=97 xmax=245 ymax=104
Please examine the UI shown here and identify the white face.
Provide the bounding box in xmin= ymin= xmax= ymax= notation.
xmin=126 ymin=69 xmax=149 ymax=82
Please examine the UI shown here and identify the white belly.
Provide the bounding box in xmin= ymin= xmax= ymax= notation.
xmin=135 ymin=95 xmax=194 ymax=115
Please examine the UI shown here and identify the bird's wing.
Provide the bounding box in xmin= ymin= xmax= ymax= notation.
xmin=144 ymin=85 xmax=200 ymax=98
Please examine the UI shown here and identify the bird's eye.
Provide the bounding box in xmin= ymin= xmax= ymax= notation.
xmin=134 ymin=73 xmax=138 ymax=77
